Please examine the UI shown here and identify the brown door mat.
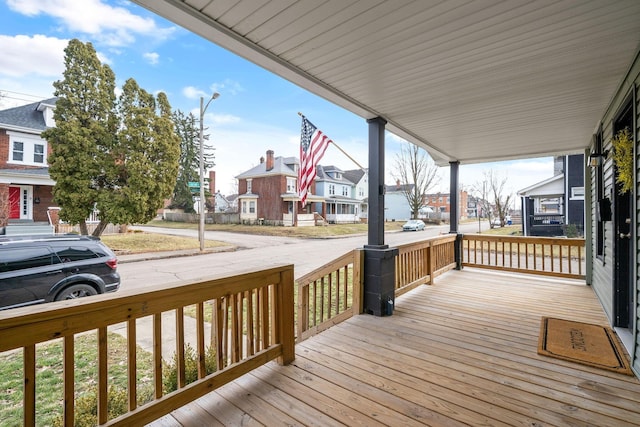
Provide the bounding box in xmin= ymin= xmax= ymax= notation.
xmin=538 ymin=317 xmax=633 ymax=376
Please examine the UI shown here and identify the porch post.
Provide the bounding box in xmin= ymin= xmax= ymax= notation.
xmin=450 ymin=161 xmax=462 ymax=269
xmin=367 ymin=117 xmax=386 ymax=247
xmin=363 ymin=117 xmax=398 ymax=316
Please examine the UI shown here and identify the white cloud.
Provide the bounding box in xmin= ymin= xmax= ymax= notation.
xmin=209 ymin=113 xmax=240 ymax=125
xmin=182 ymin=86 xmax=207 ymax=100
xmin=143 ymin=52 xmax=159 ymax=65
xmin=0 ymin=35 xmax=67 ymax=78
xmin=7 ymin=0 xmax=175 ymax=46
xmin=211 ymin=79 xmax=244 ymax=96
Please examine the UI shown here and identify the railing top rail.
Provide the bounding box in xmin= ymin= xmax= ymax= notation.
xmin=394 ymin=233 xmax=457 ymax=252
xmin=0 ymin=264 xmax=293 ymax=353
xmin=296 ymin=250 xmax=356 ymax=285
xmin=462 ymin=233 xmax=585 ymax=246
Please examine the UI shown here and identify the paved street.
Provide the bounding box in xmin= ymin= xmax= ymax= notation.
xmin=120 ymin=221 xmax=490 ymax=291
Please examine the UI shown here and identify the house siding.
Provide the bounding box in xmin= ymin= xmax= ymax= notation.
xmin=636 ymin=87 xmax=640 ymax=375
xmin=589 ymin=50 xmax=640 ymax=376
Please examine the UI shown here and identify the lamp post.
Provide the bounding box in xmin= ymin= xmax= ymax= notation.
xmin=199 ymin=92 xmax=220 ymax=252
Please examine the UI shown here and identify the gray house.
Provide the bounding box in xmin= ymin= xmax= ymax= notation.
xmin=518 ymin=154 xmax=585 ymax=237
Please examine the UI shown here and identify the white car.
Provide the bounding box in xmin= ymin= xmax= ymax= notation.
xmin=402 ymin=219 xmax=426 ymax=231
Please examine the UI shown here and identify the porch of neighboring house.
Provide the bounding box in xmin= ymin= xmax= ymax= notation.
xmin=149 ymin=268 xmax=639 ymax=426
xmin=2 ymin=235 xmax=638 ymax=426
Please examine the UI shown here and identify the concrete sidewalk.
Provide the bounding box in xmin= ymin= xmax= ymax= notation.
xmin=116 ymin=245 xmax=235 ymax=264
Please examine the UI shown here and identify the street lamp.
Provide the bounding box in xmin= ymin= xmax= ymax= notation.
xmin=199 ymin=92 xmax=220 ymax=252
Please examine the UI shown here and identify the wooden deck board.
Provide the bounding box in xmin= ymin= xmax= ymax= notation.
xmin=149 ymin=268 xmax=640 ymax=426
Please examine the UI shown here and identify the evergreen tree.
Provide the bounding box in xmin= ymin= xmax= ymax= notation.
xmin=170 ymin=110 xmax=200 ymax=213
xmin=42 ymin=39 xmax=117 ymax=235
xmin=94 ymin=79 xmax=180 ymax=235
xmin=43 ymin=39 xmax=180 ymax=236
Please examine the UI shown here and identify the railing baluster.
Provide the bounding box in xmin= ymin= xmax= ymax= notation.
xmin=63 ymin=336 xmax=74 ymax=426
xmin=153 ymin=314 xmax=162 ymax=399
xmin=24 ymin=344 xmax=36 ymax=427
xmin=98 ymin=326 xmax=108 ymax=424
xmin=247 ymin=290 xmax=255 ymax=356
xmin=127 ymin=319 xmax=137 ymax=410
xmin=176 ymin=307 xmax=186 ymax=388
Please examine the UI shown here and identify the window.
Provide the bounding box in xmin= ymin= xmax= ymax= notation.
xmin=329 ymin=184 xmax=335 ymax=195
xmin=286 ymin=177 xmax=296 ymax=193
xmin=12 ymin=142 xmax=24 ymax=161
xmin=55 ymin=246 xmax=100 ymax=262
xmin=246 ymin=179 xmax=252 ymax=193
xmin=570 ymin=187 xmax=584 ymax=200
xmin=342 ymin=186 xmax=349 ymax=196
xmin=242 ymin=201 xmax=247 ymax=214
xmin=34 ymin=144 xmax=44 ymax=163
xmin=446 ymin=197 xmax=450 ymax=204
xmin=249 ymin=201 xmax=255 ymax=213
xmin=432 ymin=197 xmax=436 ymax=203
xmin=0 ymin=247 xmax=57 ymax=272
xmin=8 ymin=133 xmax=47 ymax=166
xmin=438 ymin=197 xmax=443 ymax=203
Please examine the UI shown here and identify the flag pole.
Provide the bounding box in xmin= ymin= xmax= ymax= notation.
xmin=298 ymin=112 xmax=366 ymax=171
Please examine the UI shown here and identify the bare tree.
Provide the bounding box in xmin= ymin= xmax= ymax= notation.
xmin=474 ymin=170 xmax=513 ymax=228
xmin=391 ymin=143 xmax=440 ymax=218
xmin=0 ymin=186 xmax=10 ymax=227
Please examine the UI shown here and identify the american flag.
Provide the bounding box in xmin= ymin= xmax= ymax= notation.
xmin=298 ymin=115 xmax=331 ymax=205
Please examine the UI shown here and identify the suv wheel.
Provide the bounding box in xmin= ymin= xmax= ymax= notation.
xmin=55 ymin=284 xmax=98 ymax=301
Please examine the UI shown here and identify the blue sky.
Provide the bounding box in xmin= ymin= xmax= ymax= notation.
xmin=0 ymin=0 xmax=553 ymax=198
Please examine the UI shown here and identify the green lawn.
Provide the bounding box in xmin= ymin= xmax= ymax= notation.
xmin=0 ymin=333 xmax=155 ymax=426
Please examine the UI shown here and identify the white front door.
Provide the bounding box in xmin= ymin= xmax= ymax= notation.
xmin=18 ymin=185 xmax=33 ymax=219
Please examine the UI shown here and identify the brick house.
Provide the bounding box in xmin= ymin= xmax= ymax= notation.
xmin=423 ymin=190 xmax=469 ymax=219
xmin=0 ymin=98 xmax=57 ymax=228
xmin=236 ymin=150 xmax=325 ymax=226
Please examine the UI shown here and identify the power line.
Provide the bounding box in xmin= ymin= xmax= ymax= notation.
xmin=0 ymin=89 xmax=51 ymax=104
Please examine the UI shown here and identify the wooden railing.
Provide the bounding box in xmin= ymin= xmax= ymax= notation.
xmin=0 ymin=265 xmax=294 ymax=426
xmin=462 ymin=234 xmax=585 ymax=279
xmin=296 ymin=235 xmax=458 ymax=341
xmin=296 ymin=250 xmax=363 ymax=343
xmin=394 ymin=234 xmax=457 ymax=295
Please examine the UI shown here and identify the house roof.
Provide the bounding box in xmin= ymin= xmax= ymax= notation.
xmin=315 ymin=164 xmax=353 ymax=185
xmin=343 ymin=169 xmax=367 ymax=185
xmin=0 ymin=98 xmax=57 ymax=132
xmin=235 ymin=156 xmax=297 ymax=179
xmin=517 ymin=174 xmax=564 ymax=197
xmin=132 ymin=1 xmax=640 ymax=166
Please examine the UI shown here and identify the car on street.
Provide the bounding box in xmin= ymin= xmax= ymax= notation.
xmin=0 ymin=234 xmax=120 ymax=311
xmin=402 ymin=219 xmax=426 ymax=231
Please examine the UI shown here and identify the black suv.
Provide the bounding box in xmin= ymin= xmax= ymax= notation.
xmin=0 ymin=234 xmax=120 ymax=311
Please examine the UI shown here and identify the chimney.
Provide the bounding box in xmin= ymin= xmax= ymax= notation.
xmin=266 ymin=150 xmax=274 ymax=171
xmin=260 ymin=156 xmax=265 ymax=164
xmin=208 ymin=171 xmax=216 ymax=194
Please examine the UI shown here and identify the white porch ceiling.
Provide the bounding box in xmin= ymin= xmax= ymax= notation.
xmin=132 ymin=0 xmax=640 ymax=166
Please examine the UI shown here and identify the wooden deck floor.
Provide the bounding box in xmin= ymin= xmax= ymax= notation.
xmin=149 ymin=268 xmax=640 ymax=426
